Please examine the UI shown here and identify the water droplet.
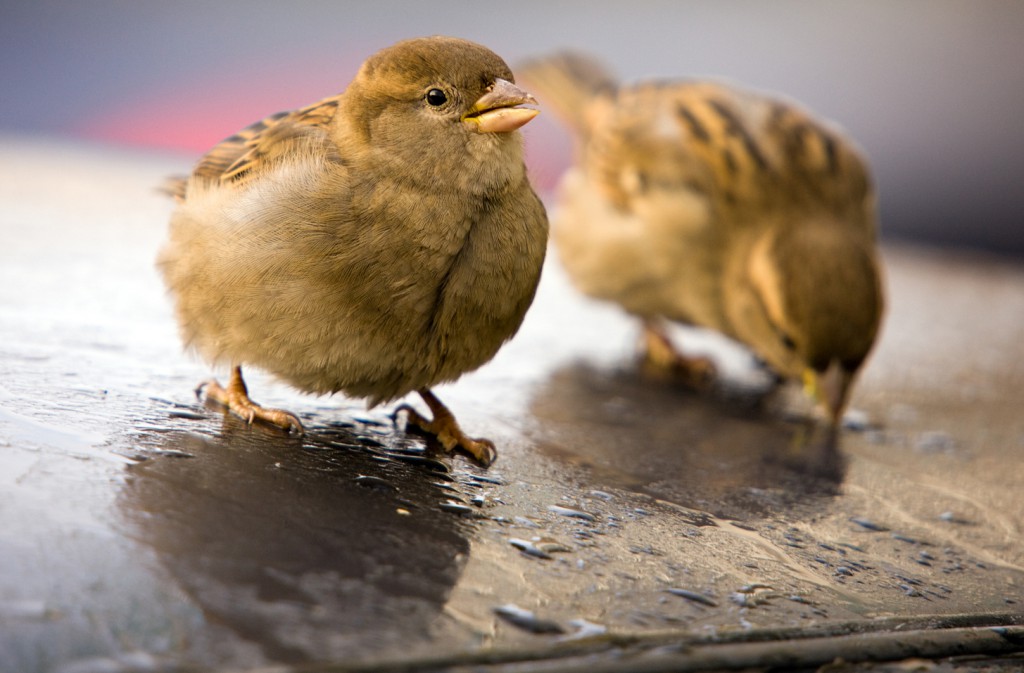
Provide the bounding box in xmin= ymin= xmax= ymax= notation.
xmin=353 ymin=475 xmax=395 ymax=492
xmin=891 ymin=533 xmax=921 ymax=544
xmin=135 ymin=424 xmax=176 ymax=434
xmin=562 ymin=618 xmax=607 ymax=640
xmin=510 ymin=537 xmax=571 ymax=559
xmin=167 ymin=410 xmax=206 ymax=421
xmin=390 ymin=453 xmax=449 ymax=473
xmin=149 ymin=448 xmax=194 ymax=458
xmin=850 ymin=517 xmax=888 ymax=532
xmin=493 ymin=604 xmax=564 ymax=634
xmin=666 ymin=588 xmax=717 ymax=607
xmin=353 ymin=415 xmax=388 ymax=427
xmin=468 ymin=474 xmax=505 ymax=486
xmin=535 ymin=538 xmax=571 ymax=554
xmin=439 ymin=501 xmax=478 ymax=517
xmin=510 ymin=538 xmax=552 ymax=560
xmin=549 ymin=505 xmax=596 ymax=522
xmin=841 ymin=408 xmax=872 ymax=431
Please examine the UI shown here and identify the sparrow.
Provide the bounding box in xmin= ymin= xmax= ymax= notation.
xmin=157 ymin=36 xmax=549 ymax=465
xmin=519 ymin=52 xmax=884 ymax=423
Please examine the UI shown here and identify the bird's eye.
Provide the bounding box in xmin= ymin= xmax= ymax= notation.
xmin=425 ymin=88 xmax=448 ymax=106
xmin=841 ymin=357 xmax=864 ymax=372
xmin=774 ymin=328 xmax=797 ymax=352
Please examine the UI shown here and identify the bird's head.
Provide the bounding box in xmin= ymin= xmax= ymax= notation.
xmin=736 ymin=221 xmax=884 ymax=423
xmin=341 ymin=36 xmax=539 ymax=191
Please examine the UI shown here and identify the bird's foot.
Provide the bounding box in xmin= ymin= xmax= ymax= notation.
xmin=197 ymin=366 xmax=304 ymax=434
xmin=640 ymin=323 xmax=717 ymax=389
xmin=393 ymin=389 xmax=496 ymax=467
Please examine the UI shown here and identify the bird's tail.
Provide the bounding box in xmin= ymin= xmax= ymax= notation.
xmin=158 ymin=175 xmax=188 ymax=201
xmin=516 ymin=51 xmax=618 ymax=134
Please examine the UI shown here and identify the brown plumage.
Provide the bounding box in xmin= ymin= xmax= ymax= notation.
xmin=157 ymin=36 xmax=549 ymax=464
xmin=520 ymin=52 xmax=883 ymax=422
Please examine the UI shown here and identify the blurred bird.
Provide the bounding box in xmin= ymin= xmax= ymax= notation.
xmin=519 ymin=52 xmax=883 ymax=423
xmin=157 ymin=36 xmax=548 ymax=465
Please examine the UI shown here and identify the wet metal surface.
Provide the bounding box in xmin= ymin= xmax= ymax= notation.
xmin=1 ymin=138 xmax=1023 ymax=671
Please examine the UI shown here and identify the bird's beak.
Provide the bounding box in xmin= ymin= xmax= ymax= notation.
xmin=804 ymin=360 xmax=854 ymax=425
xmin=463 ymin=78 xmax=539 ymax=133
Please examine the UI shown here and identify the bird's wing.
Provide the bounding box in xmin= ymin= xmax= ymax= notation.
xmin=581 ymin=80 xmax=873 ymax=234
xmin=167 ymin=94 xmax=343 ymax=200
xmin=671 ymin=82 xmax=874 ymax=224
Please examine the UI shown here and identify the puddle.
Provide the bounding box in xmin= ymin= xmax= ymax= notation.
xmin=119 ymin=414 xmax=477 ymax=664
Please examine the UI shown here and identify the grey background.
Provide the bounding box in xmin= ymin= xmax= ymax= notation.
xmin=2 ymin=0 xmax=1022 ymax=255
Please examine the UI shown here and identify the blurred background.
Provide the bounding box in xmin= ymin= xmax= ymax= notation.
xmin=2 ymin=0 xmax=1022 ymax=256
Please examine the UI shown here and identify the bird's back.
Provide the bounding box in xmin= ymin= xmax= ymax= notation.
xmin=584 ymin=79 xmax=874 ymax=236
xmin=164 ymin=96 xmax=344 ymax=201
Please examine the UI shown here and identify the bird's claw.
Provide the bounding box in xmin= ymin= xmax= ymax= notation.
xmin=648 ymin=353 xmax=718 ymax=390
xmin=640 ymin=324 xmax=718 ymax=389
xmin=199 ymin=374 xmax=305 ymax=435
xmin=394 ymin=403 xmax=496 ymax=467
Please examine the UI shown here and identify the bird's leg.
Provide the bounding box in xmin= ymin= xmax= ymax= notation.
xmin=198 ymin=365 xmax=304 ymax=434
xmin=394 ymin=389 xmax=496 ymax=467
xmin=639 ymin=319 xmax=717 ymax=389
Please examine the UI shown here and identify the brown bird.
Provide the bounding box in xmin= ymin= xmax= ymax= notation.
xmin=157 ymin=36 xmax=549 ymax=465
xmin=519 ymin=52 xmax=884 ymax=423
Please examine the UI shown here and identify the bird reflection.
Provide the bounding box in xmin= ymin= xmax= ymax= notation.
xmin=528 ymin=362 xmax=846 ymax=521
xmin=118 ymin=412 xmax=471 ymax=667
